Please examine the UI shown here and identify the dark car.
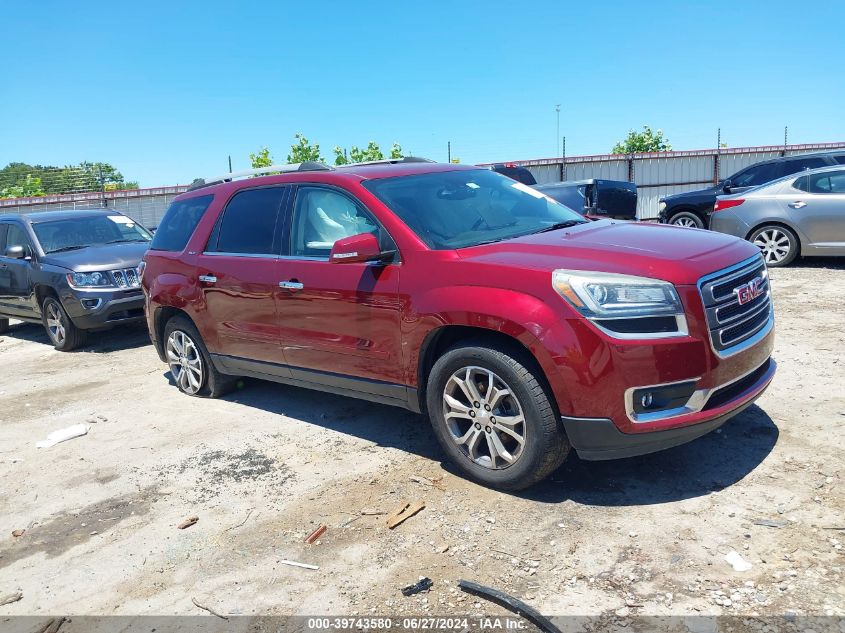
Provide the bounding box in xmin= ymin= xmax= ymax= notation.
xmin=0 ymin=209 xmax=151 ymax=350
xmin=536 ymin=179 xmax=638 ymax=220
xmin=658 ymin=150 xmax=845 ymax=229
xmin=488 ymin=163 xmax=537 ymax=185
xmin=143 ymin=160 xmax=774 ymax=490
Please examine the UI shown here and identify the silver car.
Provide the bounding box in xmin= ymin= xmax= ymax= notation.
xmin=710 ymin=165 xmax=845 ymax=266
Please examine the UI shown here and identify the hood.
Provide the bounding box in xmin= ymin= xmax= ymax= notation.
xmin=457 ymin=220 xmax=759 ymax=285
xmin=40 ymin=242 xmax=149 ymax=272
xmin=662 ymin=183 xmax=723 ymax=202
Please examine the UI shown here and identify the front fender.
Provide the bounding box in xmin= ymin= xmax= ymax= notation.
xmin=405 ymin=286 xmax=579 ymax=414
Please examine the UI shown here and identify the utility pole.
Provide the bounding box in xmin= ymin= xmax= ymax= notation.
xmin=562 ymin=136 xmax=566 ymax=181
xmin=715 ymin=128 xmax=721 ymax=183
xmin=228 ymin=155 xmax=232 ymax=173
xmin=784 ymin=126 xmax=788 ymax=154
xmin=555 ymin=105 xmax=561 ymax=156
xmin=447 ymin=141 xmax=451 ymax=163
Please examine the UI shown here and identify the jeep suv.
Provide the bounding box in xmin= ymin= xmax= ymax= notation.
xmin=0 ymin=210 xmax=151 ymax=350
xmin=142 ymin=160 xmax=776 ymax=490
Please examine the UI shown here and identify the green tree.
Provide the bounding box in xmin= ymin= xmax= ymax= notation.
xmin=0 ymin=161 xmax=137 ymax=196
xmin=611 ymin=126 xmax=672 ymax=154
xmin=333 ymin=140 xmax=400 ymax=165
xmin=287 ymin=133 xmax=324 ymax=163
xmin=0 ymin=174 xmax=45 ymax=199
xmin=249 ymin=146 xmax=273 ymax=169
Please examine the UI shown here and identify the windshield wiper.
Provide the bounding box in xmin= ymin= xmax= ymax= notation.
xmin=106 ymin=238 xmax=148 ymax=244
xmin=534 ymin=219 xmax=588 ymax=234
xmin=47 ymin=245 xmax=88 ymax=253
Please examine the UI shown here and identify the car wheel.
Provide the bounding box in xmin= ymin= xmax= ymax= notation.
xmin=0 ymin=318 xmax=8 ymax=334
xmin=750 ymin=225 xmax=799 ymax=267
xmin=42 ymin=296 xmax=85 ymax=351
xmin=669 ymin=211 xmax=705 ymax=229
xmin=426 ymin=341 xmax=570 ymax=491
xmin=163 ymin=315 xmax=237 ymax=398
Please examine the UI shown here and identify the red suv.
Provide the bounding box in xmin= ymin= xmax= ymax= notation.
xmin=141 ymin=159 xmax=775 ymax=490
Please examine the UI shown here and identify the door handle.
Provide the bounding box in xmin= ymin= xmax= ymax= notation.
xmin=789 ymin=201 xmax=807 ymax=209
xmin=279 ymin=280 xmax=304 ymax=291
xmin=198 ymin=275 xmax=217 ymax=284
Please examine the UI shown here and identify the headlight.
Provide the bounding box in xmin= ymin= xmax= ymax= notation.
xmin=658 ymin=201 xmax=667 ymax=213
xmin=553 ymin=270 xmax=687 ymax=338
xmin=67 ymin=271 xmax=115 ymax=289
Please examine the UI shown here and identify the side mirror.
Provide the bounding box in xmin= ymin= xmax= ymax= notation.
xmin=4 ymin=245 xmax=30 ymax=260
xmin=329 ymin=232 xmax=384 ymax=264
xmin=722 ymin=179 xmax=733 ymax=193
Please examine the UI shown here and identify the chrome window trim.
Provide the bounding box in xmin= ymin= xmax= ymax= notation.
xmin=201 ymin=252 xmax=280 ymax=259
xmin=625 ymin=357 xmax=771 ymax=423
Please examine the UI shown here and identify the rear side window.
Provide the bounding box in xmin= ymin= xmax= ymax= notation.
xmin=834 ymin=155 xmax=845 ymax=165
xmin=731 ymin=163 xmax=779 ymax=187
xmin=209 ymin=187 xmax=286 ymax=255
xmin=151 ymin=195 xmax=214 ymax=252
xmin=808 ymin=170 xmax=845 ymax=194
xmin=779 ymin=157 xmax=828 ymax=177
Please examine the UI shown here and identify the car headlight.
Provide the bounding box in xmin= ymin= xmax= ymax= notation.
xmin=552 ymin=270 xmax=687 ymax=338
xmin=658 ymin=201 xmax=667 ymax=213
xmin=67 ymin=271 xmax=115 ymax=289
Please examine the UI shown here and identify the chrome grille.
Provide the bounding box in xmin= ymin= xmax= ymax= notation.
xmin=110 ymin=268 xmax=141 ymax=288
xmin=698 ymin=255 xmax=772 ymax=354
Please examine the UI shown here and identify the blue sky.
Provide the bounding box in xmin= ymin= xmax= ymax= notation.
xmin=2 ymin=0 xmax=843 ymax=187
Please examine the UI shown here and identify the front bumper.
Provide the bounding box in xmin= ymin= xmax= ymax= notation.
xmin=60 ymin=288 xmax=146 ymax=330
xmin=562 ymin=357 xmax=776 ymax=460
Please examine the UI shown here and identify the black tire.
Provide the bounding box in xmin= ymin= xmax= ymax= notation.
xmin=668 ymin=211 xmax=705 ymax=229
xmin=749 ymin=224 xmax=799 ymax=267
xmin=41 ymin=296 xmax=85 ymax=351
xmin=163 ymin=315 xmax=237 ymax=398
xmin=425 ymin=341 xmax=570 ymax=491
xmin=0 ymin=318 xmax=8 ymax=334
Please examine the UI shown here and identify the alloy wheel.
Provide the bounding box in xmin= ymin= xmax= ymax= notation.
xmin=672 ymin=216 xmax=699 ymax=228
xmin=753 ymin=228 xmax=791 ymax=264
xmin=45 ymin=302 xmax=66 ymax=346
xmin=442 ymin=366 xmax=526 ymax=469
xmin=166 ymin=330 xmax=204 ymax=395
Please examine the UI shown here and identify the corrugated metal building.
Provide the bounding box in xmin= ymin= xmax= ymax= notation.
xmin=488 ymin=141 xmax=845 ymax=219
xmin=0 ymin=186 xmax=189 ymax=227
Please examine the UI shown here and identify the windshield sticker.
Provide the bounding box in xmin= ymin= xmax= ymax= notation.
xmin=108 ymin=215 xmax=135 ymax=226
xmin=466 ymin=182 xmax=480 ymax=189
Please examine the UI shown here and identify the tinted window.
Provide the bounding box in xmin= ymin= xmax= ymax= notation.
xmin=808 ymin=170 xmax=845 ymax=194
xmin=210 ymin=187 xmax=285 ymax=255
xmin=492 ymin=166 xmax=537 ymax=186
xmin=364 ymin=169 xmax=586 ymax=250
xmin=779 ymin=157 xmax=828 ymax=177
xmin=834 ymin=155 xmax=845 ymax=165
xmin=731 ymin=163 xmax=779 ymax=187
xmin=151 ymin=195 xmax=214 ymax=252
xmin=0 ymin=224 xmax=8 ymax=252
xmin=793 ymin=175 xmax=810 ymax=192
xmin=7 ymin=224 xmax=33 ymax=249
xmin=290 ymin=188 xmax=379 ymax=258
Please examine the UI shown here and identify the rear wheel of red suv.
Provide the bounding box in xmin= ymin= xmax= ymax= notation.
xmin=426 ymin=341 xmax=570 ymax=491
xmin=164 ymin=315 xmax=237 ymax=398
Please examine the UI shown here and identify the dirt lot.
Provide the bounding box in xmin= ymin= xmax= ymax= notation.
xmin=0 ymin=260 xmax=843 ymax=622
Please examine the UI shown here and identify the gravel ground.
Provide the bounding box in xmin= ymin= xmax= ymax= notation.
xmin=0 ymin=259 xmax=843 ymax=623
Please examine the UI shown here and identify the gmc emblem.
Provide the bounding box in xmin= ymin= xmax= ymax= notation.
xmin=734 ymin=277 xmax=765 ymax=305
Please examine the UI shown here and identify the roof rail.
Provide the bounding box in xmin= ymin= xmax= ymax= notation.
xmin=187 ymin=161 xmax=333 ymax=191
xmin=336 ymin=156 xmax=435 ymax=168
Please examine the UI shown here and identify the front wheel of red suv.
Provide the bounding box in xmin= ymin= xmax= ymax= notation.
xmin=164 ymin=315 xmax=238 ymax=398
xmin=425 ymin=341 xmax=570 ymax=491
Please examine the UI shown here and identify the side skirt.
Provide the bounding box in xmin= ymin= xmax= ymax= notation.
xmin=209 ymin=353 xmax=421 ymax=413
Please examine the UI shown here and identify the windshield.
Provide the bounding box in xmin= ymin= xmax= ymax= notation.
xmin=32 ymin=214 xmax=152 ymax=254
xmin=363 ymin=169 xmax=586 ymax=249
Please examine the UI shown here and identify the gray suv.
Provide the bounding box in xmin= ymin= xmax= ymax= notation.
xmin=0 ymin=209 xmax=151 ymax=350
xmin=709 ymin=165 xmax=845 ymax=266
